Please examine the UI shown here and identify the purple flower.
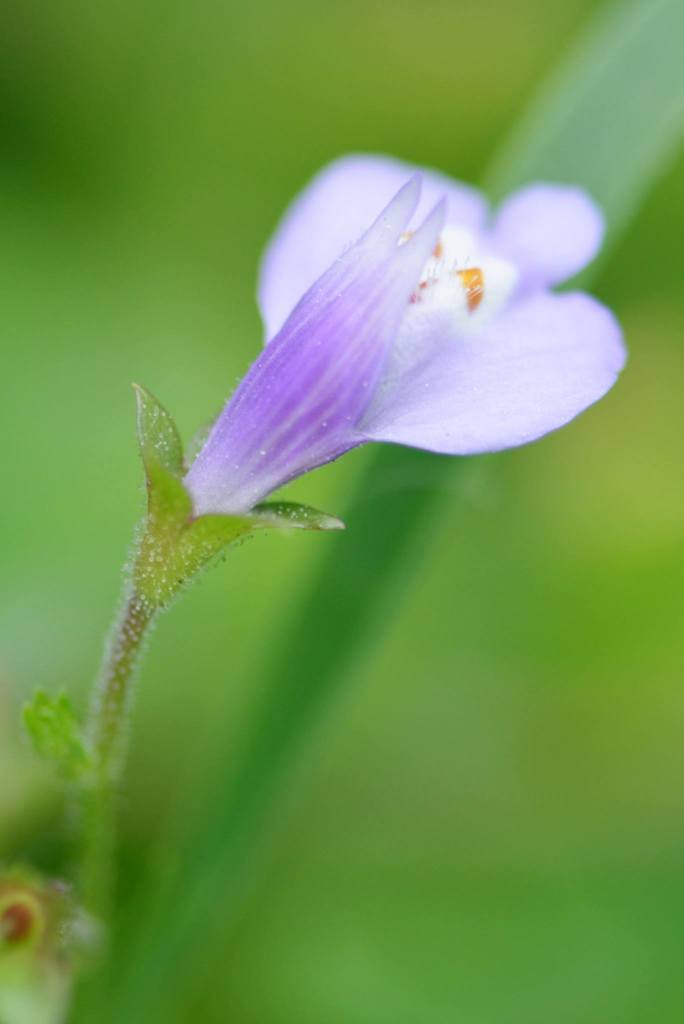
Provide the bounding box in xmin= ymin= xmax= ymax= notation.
xmin=185 ymin=155 xmax=625 ymax=515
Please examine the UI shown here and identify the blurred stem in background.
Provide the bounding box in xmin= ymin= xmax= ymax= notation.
xmin=73 ymin=0 xmax=684 ymax=1020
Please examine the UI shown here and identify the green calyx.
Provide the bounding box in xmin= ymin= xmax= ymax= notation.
xmin=132 ymin=383 xmax=344 ymax=609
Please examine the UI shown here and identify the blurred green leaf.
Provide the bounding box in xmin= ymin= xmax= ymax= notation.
xmin=23 ymin=692 xmax=90 ymax=781
xmin=485 ymin=0 xmax=684 ymax=236
xmin=95 ymin=0 xmax=684 ymax=1019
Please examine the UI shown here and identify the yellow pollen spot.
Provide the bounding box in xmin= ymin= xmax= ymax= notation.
xmin=455 ymin=267 xmax=484 ymax=313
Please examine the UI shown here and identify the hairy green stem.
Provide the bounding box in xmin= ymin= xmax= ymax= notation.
xmin=81 ymin=589 xmax=156 ymax=922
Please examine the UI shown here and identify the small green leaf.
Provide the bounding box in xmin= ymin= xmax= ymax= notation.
xmin=133 ymin=383 xmax=184 ymax=478
xmin=23 ymin=693 xmax=90 ymax=780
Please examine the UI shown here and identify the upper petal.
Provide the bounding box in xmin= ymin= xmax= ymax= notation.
xmin=258 ymin=154 xmax=488 ymax=340
xmin=185 ymin=181 xmax=445 ymax=515
xmin=359 ymin=291 xmax=625 ymax=454
xmin=489 ymin=184 xmax=604 ymax=290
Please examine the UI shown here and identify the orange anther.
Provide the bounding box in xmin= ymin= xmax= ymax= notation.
xmin=455 ymin=267 xmax=484 ymax=312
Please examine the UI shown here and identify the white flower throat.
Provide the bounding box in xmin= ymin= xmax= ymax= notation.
xmin=401 ymin=225 xmax=517 ymax=334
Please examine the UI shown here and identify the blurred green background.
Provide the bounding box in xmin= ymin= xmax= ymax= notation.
xmin=2 ymin=0 xmax=684 ymax=1021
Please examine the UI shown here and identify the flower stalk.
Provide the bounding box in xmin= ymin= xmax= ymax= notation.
xmin=89 ymin=593 xmax=155 ymax=781
xmin=81 ymin=590 xmax=157 ymax=920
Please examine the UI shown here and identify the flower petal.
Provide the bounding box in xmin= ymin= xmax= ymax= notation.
xmin=258 ymin=154 xmax=487 ymax=340
xmin=186 ymin=181 xmax=445 ymax=514
xmin=490 ymin=184 xmax=604 ymax=289
xmin=359 ymin=291 xmax=625 ymax=454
